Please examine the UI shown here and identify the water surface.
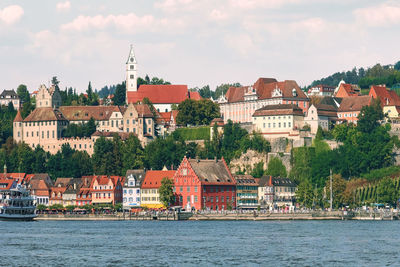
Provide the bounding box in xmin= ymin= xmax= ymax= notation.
xmin=1 ymin=220 xmax=399 ymax=266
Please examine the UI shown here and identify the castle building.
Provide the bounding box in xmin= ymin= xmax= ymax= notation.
xmin=218 ymin=78 xmax=309 ymax=124
xmin=35 ymin=84 xmax=62 ymax=108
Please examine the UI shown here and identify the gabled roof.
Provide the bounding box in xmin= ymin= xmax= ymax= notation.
xmin=189 ymin=91 xmax=201 ymax=100
xmin=253 ymin=104 xmax=304 ymax=117
xmin=313 ymin=103 xmax=338 ymax=117
xmin=188 ymin=158 xmax=235 ymax=185
xmin=24 ymin=108 xmax=68 ymax=122
xmin=224 ymin=78 xmax=307 ymax=103
xmin=29 ymin=179 xmax=51 ymax=196
xmin=0 ymin=179 xmax=15 ymax=190
xmin=134 ymin=104 xmax=154 ymax=117
xmin=257 ymin=80 xmax=307 ymax=100
xmin=338 ymin=96 xmax=372 ymax=112
xmin=336 ymin=83 xmax=361 ymax=97
xmin=0 ymin=89 xmax=18 ymax=99
xmin=59 ymin=106 xmax=118 ymax=121
xmin=127 ymin=85 xmax=189 ymax=104
xmin=141 ymin=170 xmax=175 ymax=189
xmin=369 ymin=85 xmax=400 ymax=106
xmin=54 ymin=178 xmax=72 ymax=187
xmin=125 ymin=169 xmax=146 ymax=187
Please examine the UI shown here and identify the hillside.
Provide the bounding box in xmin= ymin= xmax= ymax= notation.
xmin=309 ymin=61 xmax=400 ymax=89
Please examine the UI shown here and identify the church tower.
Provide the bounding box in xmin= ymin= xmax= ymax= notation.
xmin=126 ymin=45 xmax=138 ymax=100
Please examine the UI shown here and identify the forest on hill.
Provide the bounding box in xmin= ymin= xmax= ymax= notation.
xmin=308 ymin=61 xmax=400 ymax=90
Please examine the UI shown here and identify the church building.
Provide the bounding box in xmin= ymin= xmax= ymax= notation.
xmin=125 ymin=45 xmax=199 ymax=112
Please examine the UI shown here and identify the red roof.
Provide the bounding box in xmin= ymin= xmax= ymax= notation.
xmin=14 ymin=109 xmax=23 ymax=122
xmin=141 ymin=170 xmax=176 ymax=189
xmin=0 ymin=179 xmax=14 ymax=190
xmin=189 ymin=91 xmax=201 ymax=100
xmin=127 ymin=85 xmax=189 ymax=104
xmin=369 ymin=85 xmax=400 ymax=106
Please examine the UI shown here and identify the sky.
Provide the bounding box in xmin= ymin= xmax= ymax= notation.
xmin=1 ymin=0 xmax=400 ymax=93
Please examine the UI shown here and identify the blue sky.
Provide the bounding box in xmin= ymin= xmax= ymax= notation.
xmin=1 ymin=0 xmax=399 ymax=93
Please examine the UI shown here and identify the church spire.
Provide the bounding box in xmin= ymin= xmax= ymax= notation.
xmin=126 ymin=44 xmax=138 ymax=104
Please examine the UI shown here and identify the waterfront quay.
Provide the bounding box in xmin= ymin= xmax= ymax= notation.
xmin=35 ymin=210 xmax=399 ymax=221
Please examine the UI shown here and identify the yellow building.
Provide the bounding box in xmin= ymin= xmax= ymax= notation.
xmin=140 ymin=169 xmax=175 ymax=209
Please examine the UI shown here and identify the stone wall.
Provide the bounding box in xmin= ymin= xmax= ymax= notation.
xmin=229 ymin=150 xmax=268 ymax=174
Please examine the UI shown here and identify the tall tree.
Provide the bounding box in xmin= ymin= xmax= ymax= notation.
xmin=159 ymin=177 xmax=175 ymax=207
xmin=16 ymin=84 xmax=30 ymax=104
xmin=265 ymin=157 xmax=287 ymax=177
xmin=113 ymin=81 xmax=126 ymax=106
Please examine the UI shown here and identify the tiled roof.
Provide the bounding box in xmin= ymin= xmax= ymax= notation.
xmin=13 ymin=110 xmax=23 ymax=122
xmin=134 ymin=104 xmax=154 ymax=117
xmin=210 ymin=118 xmax=224 ymax=126
xmin=59 ymin=106 xmax=118 ymax=121
xmin=29 ymin=179 xmax=51 ymax=196
xmin=125 ymin=169 xmax=146 ymax=187
xmin=258 ymin=175 xmax=296 ymax=187
xmin=338 ymin=96 xmax=372 ymax=112
xmin=24 ymin=108 xmax=68 ymax=122
xmin=188 ymin=158 xmax=235 ymax=185
xmin=234 ymin=175 xmax=258 ymax=186
xmin=370 ymin=85 xmax=400 ymax=106
xmin=141 ymin=170 xmax=175 ymax=189
xmin=253 ymin=104 xmax=304 ymax=117
xmin=314 ymin=104 xmax=338 ymax=117
xmin=189 ymin=91 xmax=201 ymax=100
xmin=0 ymin=89 xmax=18 ymax=99
xmin=257 ymin=80 xmax=307 ymax=100
xmin=225 ymin=78 xmax=307 ymax=103
xmin=54 ymin=178 xmax=72 ymax=187
xmin=127 ymin=85 xmax=189 ymax=104
xmin=337 ymin=83 xmax=361 ymax=97
xmin=0 ymin=179 xmax=15 ymax=190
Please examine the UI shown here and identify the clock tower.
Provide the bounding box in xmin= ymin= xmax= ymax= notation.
xmin=126 ymin=44 xmax=138 ymax=99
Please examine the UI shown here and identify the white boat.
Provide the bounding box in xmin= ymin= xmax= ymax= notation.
xmin=0 ymin=184 xmax=37 ymax=220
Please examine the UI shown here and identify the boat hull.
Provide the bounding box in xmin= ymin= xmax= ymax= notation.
xmin=0 ymin=214 xmax=37 ymax=221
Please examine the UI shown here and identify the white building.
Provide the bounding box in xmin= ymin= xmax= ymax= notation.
xmin=252 ymin=104 xmax=304 ymax=139
xmin=126 ymin=45 xmax=138 ymax=99
xmin=123 ymin=169 xmax=145 ymax=210
xmin=303 ymin=104 xmax=338 ymax=134
xmin=0 ymin=89 xmax=20 ymax=109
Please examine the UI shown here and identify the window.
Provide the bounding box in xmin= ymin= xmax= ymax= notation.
xmin=226 ymin=196 xmax=229 ymax=202
xmin=195 ymin=196 xmax=198 ymax=202
xmin=221 ymin=196 xmax=224 ymax=202
xmin=187 ymin=196 xmax=190 ymax=203
xmin=179 ymin=196 xmax=183 ymax=202
xmin=180 ymin=186 xmax=183 ymax=192
xmin=216 ymin=196 xmax=219 ymax=203
xmin=187 ymin=186 xmax=190 ymax=192
xmin=130 ymin=75 xmax=134 ymax=79
xmin=194 ymin=186 xmax=198 ymax=193
xmin=210 ymin=197 xmax=214 ymax=203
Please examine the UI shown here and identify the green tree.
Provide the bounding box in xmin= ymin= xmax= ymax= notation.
xmin=176 ymin=99 xmax=220 ymax=126
xmin=121 ymin=135 xmax=144 ymax=174
xmin=159 ymin=177 xmax=175 ymax=207
xmin=113 ymin=81 xmax=126 ymax=106
xmin=377 ymin=177 xmax=398 ymax=206
xmin=16 ymin=84 xmax=30 ymax=104
xmin=296 ymin=180 xmax=314 ymax=208
xmin=265 ymin=157 xmax=287 ymax=177
xmin=250 ymin=161 xmax=264 ymax=178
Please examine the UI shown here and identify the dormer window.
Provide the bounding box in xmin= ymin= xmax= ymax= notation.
xmin=272 ymin=86 xmax=282 ymax=97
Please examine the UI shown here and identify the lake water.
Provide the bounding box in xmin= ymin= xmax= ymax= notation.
xmin=1 ymin=220 xmax=399 ymax=266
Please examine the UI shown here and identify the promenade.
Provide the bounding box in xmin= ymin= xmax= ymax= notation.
xmin=35 ymin=210 xmax=399 ymax=221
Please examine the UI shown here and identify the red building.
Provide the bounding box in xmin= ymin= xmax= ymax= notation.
xmin=173 ymin=157 xmax=236 ymax=211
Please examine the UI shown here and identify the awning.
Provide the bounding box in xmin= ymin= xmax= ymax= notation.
xmin=141 ymin=204 xmax=165 ymax=209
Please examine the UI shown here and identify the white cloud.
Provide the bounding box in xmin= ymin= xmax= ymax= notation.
xmin=354 ymin=2 xmax=400 ymax=27
xmin=60 ymin=13 xmax=186 ymax=34
xmin=57 ymin=1 xmax=71 ymax=12
xmin=0 ymin=5 xmax=24 ymax=25
xmin=209 ymin=9 xmax=228 ymax=21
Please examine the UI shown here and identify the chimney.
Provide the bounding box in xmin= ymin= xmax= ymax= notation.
xmin=269 ymin=175 xmax=272 ymax=186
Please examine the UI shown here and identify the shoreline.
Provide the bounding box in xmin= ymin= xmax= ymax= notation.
xmin=34 ymin=212 xmax=399 ymax=221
